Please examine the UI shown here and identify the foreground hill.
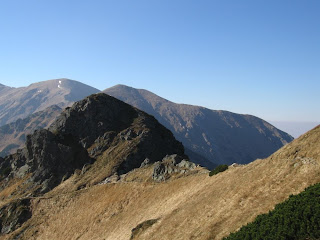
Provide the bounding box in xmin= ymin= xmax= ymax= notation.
xmin=1 ymin=115 xmax=318 ymax=239
xmin=0 ymin=93 xmax=191 ymax=236
xmin=0 ymin=79 xmax=99 ymax=126
xmin=104 ymin=84 xmax=293 ymax=166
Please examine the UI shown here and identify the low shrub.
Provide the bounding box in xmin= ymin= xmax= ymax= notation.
xmin=223 ymin=183 xmax=320 ymax=240
xmin=209 ymin=164 xmax=228 ymax=176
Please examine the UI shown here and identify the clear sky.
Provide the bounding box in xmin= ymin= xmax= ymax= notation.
xmin=0 ymin=0 xmax=319 ymax=122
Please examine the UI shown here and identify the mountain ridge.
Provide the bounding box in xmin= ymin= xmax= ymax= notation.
xmin=104 ymin=84 xmax=293 ymax=166
xmin=0 ymin=80 xmax=293 ymax=168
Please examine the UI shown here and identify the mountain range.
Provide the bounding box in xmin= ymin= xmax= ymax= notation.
xmin=0 ymin=91 xmax=318 ymax=240
xmin=0 ymin=79 xmax=293 ymax=168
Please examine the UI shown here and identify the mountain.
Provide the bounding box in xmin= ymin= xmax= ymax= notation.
xmin=0 ymin=80 xmax=293 ymax=168
xmin=0 ymin=93 xmax=186 ymax=194
xmin=0 ymin=78 xmax=99 ymax=126
xmin=104 ymin=84 xmax=293 ymax=166
xmin=0 ymin=93 xmax=191 ymax=235
xmin=0 ymin=105 xmax=62 ymax=157
xmin=0 ymin=117 xmax=318 ymax=239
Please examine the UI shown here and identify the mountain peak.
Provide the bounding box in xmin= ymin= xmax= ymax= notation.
xmin=0 ymin=83 xmax=13 ymax=91
xmin=0 ymin=79 xmax=100 ymax=126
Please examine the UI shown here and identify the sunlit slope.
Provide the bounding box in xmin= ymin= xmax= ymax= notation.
xmin=7 ymin=126 xmax=319 ymax=240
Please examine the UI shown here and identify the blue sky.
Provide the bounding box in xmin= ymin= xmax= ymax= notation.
xmin=0 ymin=0 xmax=319 ymax=122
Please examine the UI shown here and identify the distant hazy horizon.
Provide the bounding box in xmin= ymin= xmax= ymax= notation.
xmin=270 ymin=121 xmax=319 ymax=139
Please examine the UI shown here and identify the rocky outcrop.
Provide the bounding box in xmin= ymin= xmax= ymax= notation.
xmin=1 ymin=128 xmax=92 ymax=194
xmin=152 ymin=154 xmax=196 ymax=181
xmin=48 ymin=93 xmax=186 ymax=176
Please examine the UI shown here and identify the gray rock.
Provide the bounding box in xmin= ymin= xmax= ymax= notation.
xmin=152 ymin=162 xmax=167 ymax=182
xmin=177 ymin=160 xmax=196 ymax=169
xmin=140 ymin=158 xmax=150 ymax=167
xmin=152 ymin=154 xmax=197 ymax=182
xmin=162 ymin=154 xmax=183 ymax=165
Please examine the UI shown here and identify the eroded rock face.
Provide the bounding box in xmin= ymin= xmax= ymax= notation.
xmin=1 ymin=129 xmax=92 ymax=194
xmin=152 ymin=154 xmax=196 ymax=181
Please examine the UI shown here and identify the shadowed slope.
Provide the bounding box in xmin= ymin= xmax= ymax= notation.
xmin=0 ymin=105 xmax=62 ymax=157
xmin=104 ymin=84 xmax=293 ymax=166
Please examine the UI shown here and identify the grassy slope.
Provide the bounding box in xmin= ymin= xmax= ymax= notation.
xmin=4 ymin=126 xmax=320 ymax=240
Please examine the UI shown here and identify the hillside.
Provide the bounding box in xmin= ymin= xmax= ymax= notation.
xmin=1 ymin=112 xmax=318 ymax=239
xmin=0 ymin=93 xmax=193 ymax=237
xmin=0 ymin=105 xmax=62 ymax=157
xmin=104 ymin=84 xmax=293 ymax=166
xmin=0 ymin=78 xmax=99 ymax=126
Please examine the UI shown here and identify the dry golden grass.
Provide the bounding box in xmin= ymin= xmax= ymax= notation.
xmin=0 ymin=174 xmax=34 ymax=207
xmin=4 ymin=126 xmax=320 ymax=240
